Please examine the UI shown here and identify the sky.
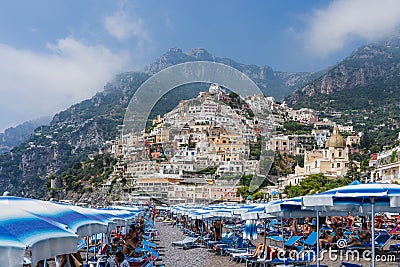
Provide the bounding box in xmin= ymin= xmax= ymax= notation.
xmin=1 ymin=0 xmax=400 ymax=131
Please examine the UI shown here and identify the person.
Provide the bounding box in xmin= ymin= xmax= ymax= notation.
xmin=106 ymin=251 xmax=130 ymax=267
xmin=55 ymin=254 xmax=71 ymax=267
xmin=252 ymin=243 xmax=265 ymax=259
xmin=290 ymin=219 xmax=299 ymax=236
xmin=347 ymin=222 xmax=372 ymax=247
xmin=214 ymin=220 xmax=222 ymax=241
xmin=303 ymin=222 xmax=312 ymax=237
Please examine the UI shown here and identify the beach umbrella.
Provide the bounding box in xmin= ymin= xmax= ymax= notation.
xmin=241 ymin=204 xmax=273 ymax=220
xmin=243 ymin=220 xmax=258 ymax=240
xmin=302 ymin=182 xmax=400 ymax=267
xmin=97 ymin=207 xmax=139 ymax=225
xmin=0 ymin=196 xmax=109 ymax=236
xmin=0 ymin=203 xmax=78 ymax=267
xmin=209 ymin=208 xmax=236 ymax=218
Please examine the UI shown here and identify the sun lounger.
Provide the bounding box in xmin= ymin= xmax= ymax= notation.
xmin=127 ymin=255 xmax=152 ymax=267
xmin=347 ymin=231 xmax=392 ymax=251
xmin=296 ymin=231 xmax=318 ymax=252
xmin=172 ymin=236 xmax=199 ymax=249
xmin=205 ymin=232 xmax=234 ymax=249
xmin=230 ymin=250 xmax=254 ymax=262
xmin=341 ymin=262 xmax=363 ymax=267
xmin=284 ymin=235 xmax=302 ymax=247
xmin=267 ymin=249 xmax=318 ymax=266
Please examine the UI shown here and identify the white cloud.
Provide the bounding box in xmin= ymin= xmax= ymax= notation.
xmin=0 ymin=37 xmax=130 ymax=131
xmin=301 ymin=0 xmax=400 ymax=56
xmin=104 ymin=8 xmax=151 ymax=47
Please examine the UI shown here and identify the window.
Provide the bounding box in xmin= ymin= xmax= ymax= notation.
xmin=337 ymin=163 xmax=340 ymax=168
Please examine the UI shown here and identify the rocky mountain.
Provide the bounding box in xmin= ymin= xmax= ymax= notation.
xmin=285 ymin=36 xmax=400 ymax=149
xmin=0 ymin=117 xmax=51 ymax=154
xmin=145 ymin=47 xmax=314 ymax=100
xmin=286 ymin=37 xmax=400 ymax=105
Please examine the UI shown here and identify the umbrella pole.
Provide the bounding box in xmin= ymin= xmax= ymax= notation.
xmin=234 ymin=218 xmax=236 ymax=236
xmin=281 ymin=217 xmax=284 ymax=249
xmin=316 ymin=211 xmax=320 ymax=267
xmin=371 ymin=196 xmax=376 ymax=267
xmin=86 ymin=236 xmax=89 ymax=264
xmin=93 ymin=234 xmax=96 ymax=259
xmin=263 ymin=219 xmax=267 ymax=253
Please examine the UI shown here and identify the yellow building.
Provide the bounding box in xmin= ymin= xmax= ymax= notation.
xmin=294 ymin=127 xmax=349 ymax=179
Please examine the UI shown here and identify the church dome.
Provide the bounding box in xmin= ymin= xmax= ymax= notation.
xmin=325 ymin=127 xmax=346 ymax=148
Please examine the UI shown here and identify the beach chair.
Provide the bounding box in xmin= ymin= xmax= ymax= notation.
xmin=244 ymin=251 xmax=270 ymax=267
xmin=295 ymin=231 xmax=318 ymax=253
xmin=228 ymin=240 xmax=257 ymax=260
xmin=341 ymin=262 xmax=363 ymax=267
xmin=214 ymin=235 xmax=240 ymax=255
xmin=205 ymin=232 xmax=234 ymax=249
xmin=126 ymin=255 xmax=152 ymax=267
xmin=222 ymin=236 xmax=245 ymax=255
xmin=284 ymin=235 xmax=302 ymax=248
xmin=347 ymin=231 xmax=392 ymax=251
xmin=268 ymin=248 xmax=318 ymax=266
xmin=171 ymin=236 xmax=199 ymax=249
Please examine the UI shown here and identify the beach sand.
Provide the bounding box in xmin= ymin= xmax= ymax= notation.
xmin=156 ymin=221 xmax=243 ymax=267
xmin=156 ymin=221 xmax=400 ymax=267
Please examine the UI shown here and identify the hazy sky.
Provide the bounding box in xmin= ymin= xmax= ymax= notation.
xmin=1 ymin=0 xmax=400 ymax=131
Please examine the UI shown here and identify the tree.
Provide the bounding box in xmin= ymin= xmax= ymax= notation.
xmin=284 ymin=173 xmax=350 ymax=198
xmin=236 ymin=186 xmax=251 ymax=199
xmin=344 ymin=160 xmax=360 ymax=182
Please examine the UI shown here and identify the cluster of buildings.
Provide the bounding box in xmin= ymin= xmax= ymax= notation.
xmin=369 ymin=133 xmax=400 ymax=183
xmin=106 ymin=83 xmax=379 ymax=203
xmin=109 ymin=84 xmax=275 ymax=204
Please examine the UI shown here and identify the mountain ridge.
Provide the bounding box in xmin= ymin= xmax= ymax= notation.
xmin=145 ymin=47 xmax=314 ymax=100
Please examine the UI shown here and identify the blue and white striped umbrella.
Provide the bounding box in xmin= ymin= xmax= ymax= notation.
xmin=265 ymin=197 xmax=317 ymax=218
xmin=0 ymin=197 xmax=109 ymax=236
xmin=302 ymin=182 xmax=400 ymax=214
xmin=0 ymin=203 xmax=78 ymax=267
xmin=302 ymin=182 xmax=400 ymax=267
xmin=241 ymin=204 xmax=272 ymax=220
xmin=209 ymin=207 xmax=237 ymax=218
xmin=243 ymin=220 xmax=258 ymax=240
xmin=97 ymin=207 xmax=139 ymax=225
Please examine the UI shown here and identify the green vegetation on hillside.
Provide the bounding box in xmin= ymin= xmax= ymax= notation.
xmin=284 ymin=173 xmax=351 ymax=198
xmin=48 ymin=153 xmax=117 ymax=197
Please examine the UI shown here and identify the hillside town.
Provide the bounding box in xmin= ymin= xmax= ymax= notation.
xmin=97 ymin=83 xmax=400 ymax=205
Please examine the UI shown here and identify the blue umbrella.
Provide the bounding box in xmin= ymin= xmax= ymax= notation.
xmin=241 ymin=204 xmax=272 ymax=220
xmin=0 ymin=196 xmax=109 ymax=236
xmin=243 ymin=220 xmax=258 ymax=240
xmin=302 ymin=182 xmax=400 ymax=267
xmin=265 ymin=197 xmax=318 ymax=218
xmin=0 ymin=203 xmax=78 ymax=267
